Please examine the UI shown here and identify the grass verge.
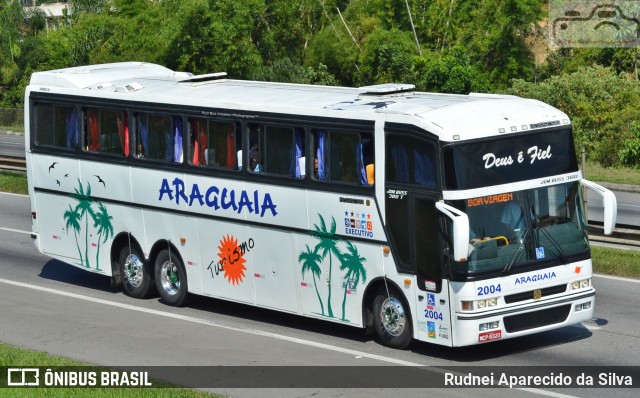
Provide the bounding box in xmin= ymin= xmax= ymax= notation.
xmin=0 ymin=343 xmax=217 ymax=396
xmin=0 ymin=172 xmax=28 ymax=195
xmin=584 ymin=162 xmax=640 ymax=186
xmin=591 ymin=245 xmax=640 ymax=279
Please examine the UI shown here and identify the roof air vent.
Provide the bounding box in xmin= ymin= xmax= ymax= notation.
xmin=177 ymin=72 xmax=227 ymax=83
xmin=358 ymin=83 xmax=415 ymax=95
xmin=95 ymin=82 xmax=114 ymax=90
xmin=115 ymin=82 xmax=143 ymax=93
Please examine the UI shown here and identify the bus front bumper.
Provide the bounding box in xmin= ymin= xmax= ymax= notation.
xmin=451 ymin=289 xmax=595 ymax=347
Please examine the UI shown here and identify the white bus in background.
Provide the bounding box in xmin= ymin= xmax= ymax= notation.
xmin=24 ymin=62 xmax=617 ymax=348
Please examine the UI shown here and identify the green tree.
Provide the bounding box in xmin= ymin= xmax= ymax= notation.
xmin=92 ymin=202 xmax=114 ymax=271
xmin=458 ymin=0 xmax=544 ymax=87
xmin=509 ymin=65 xmax=640 ymax=167
xmin=356 ymin=27 xmax=416 ymax=85
xmin=63 ymin=204 xmax=84 ymax=266
xmin=298 ymin=244 xmax=325 ymax=315
xmin=311 ymin=214 xmax=341 ymax=318
xmin=71 ymin=180 xmax=95 ymax=268
xmin=338 ymin=241 xmax=367 ymax=321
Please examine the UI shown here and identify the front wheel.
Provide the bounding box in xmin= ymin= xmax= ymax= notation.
xmin=373 ymin=286 xmax=412 ymax=349
xmin=119 ymin=244 xmax=156 ymax=299
xmin=155 ymin=249 xmax=189 ymax=306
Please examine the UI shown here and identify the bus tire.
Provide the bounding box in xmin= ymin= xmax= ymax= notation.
xmin=119 ymin=244 xmax=156 ymax=299
xmin=373 ymin=286 xmax=412 ymax=349
xmin=155 ymin=249 xmax=189 ymax=307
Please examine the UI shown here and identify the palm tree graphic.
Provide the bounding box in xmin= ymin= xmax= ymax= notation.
xmin=63 ymin=204 xmax=84 ymax=266
xmin=93 ymin=202 xmax=114 ymax=271
xmin=311 ymin=214 xmax=342 ymax=318
xmin=298 ymin=244 xmax=325 ymax=316
xmin=71 ymin=179 xmax=95 ymax=268
xmin=338 ymin=241 xmax=367 ymax=321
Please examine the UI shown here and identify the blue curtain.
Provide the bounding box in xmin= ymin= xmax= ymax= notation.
xmin=356 ymin=143 xmax=367 ymax=185
xmin=316 ymin=130 xmax=326 ymax=180
xmin=173 ymin=117 xmax=183 ymax=163
xmin=414 ymin=147 xmax=435 ymax=187
xmin=391 ymin=142 xmax=409 ymax=183
xmin=137 ymin=118 xmax=148 ymax=156
xmin=293 ymin=129 xmax=303 ymax=178
xmin=65 ymin=109 xmax=77 ymax=149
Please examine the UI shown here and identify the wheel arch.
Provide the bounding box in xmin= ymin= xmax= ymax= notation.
xmin=109 ymin=232 xmax=144 ymax=286
xmin=148 ymin=239 xmax=186 ymax=278
xmin=362 ymin=277 xmax=412 ymax=332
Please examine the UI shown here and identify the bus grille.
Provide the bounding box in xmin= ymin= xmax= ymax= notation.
xmin=504 ymin=284 xmax=567 ymax=304
xmin=503 ymin=304 xmax=571 ymax=333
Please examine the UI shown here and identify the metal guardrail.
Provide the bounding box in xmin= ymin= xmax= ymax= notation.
xmin=0 ymin=155 xmax=26 ymax=173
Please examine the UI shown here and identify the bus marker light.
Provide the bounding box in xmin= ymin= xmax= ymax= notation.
xmin=498 ymin=128 xmax=506 ymax=133
xmin=461 ymin=301 xmax=474 ymax=311
xmin=180 ymin=237 xmax=186 ymax=244
xmin=510 ymin=126 xmax=517 ymax=132
xmin=404 ymin=279 xmax=411 ymax=286
xmin=383 ymin=247 xmax=390 ymax=254
xmin=31 ymin=212 xmax=36 ymax=219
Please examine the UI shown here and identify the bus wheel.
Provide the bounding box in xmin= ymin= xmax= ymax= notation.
xmin=373 ymin=286 xmax=412 ymax=349
xmin=155 ymin=249 xmax=189 ymax=306
xmin=119 ymin=245 xmax=155 ymax=299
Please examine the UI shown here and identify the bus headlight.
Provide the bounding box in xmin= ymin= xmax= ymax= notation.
xmin=462 ymin=297 xmax=498 ymax=311
xmin=571 ymin=278 xmax=591 ymax=290
xmin=479 ymin=321 xmax=500 ymax=331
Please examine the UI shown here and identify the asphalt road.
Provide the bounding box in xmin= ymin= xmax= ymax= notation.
xmin=0 ymin=132 xmax=24 ymax=158
xmin=0 ymin=192 xmax=639 ymax=397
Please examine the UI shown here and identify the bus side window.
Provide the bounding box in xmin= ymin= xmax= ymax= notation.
xmin=189 ymin=117 xmax=238 ymax=170
xmin=34 ymin=103 xmax=77 ymax=150
xmin=83 ymin=108 xmax=129 ymax=157
xmin=312 ymin=129 xmax=372 ymax=185
xmin=135 ymin=113 xmax=181 ymax=163
xmin=247 ymin=124 xmax=302 ymax=178
xmin=386 ymin=134 xmax=436 ymax=188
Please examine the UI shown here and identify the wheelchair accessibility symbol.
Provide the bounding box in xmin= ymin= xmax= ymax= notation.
xmin=551 ymin=1 xmax=640 ymax=48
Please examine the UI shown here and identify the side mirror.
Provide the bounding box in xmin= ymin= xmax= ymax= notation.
xmin=581 ymin=179 xmax=617 ymax=235
xmin=435 ymin=201 xmax=470 ymax=262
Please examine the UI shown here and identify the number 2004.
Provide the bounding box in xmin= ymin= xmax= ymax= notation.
xmin=477 ymin=284 xmax=501 ymax=296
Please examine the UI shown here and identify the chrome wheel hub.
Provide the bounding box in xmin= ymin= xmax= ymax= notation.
xmin=380 ymin=297 xmax=406 ymax=336
xmin=124 ymin=254 xmax=144 ymax=288
xmin=160 ymin=261 xmax=180 ymax=295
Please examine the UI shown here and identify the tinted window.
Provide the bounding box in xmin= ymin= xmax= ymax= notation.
xmin=135 ymin=113 xmax=182 ymax=163
xmin=386 ymin=134 xmax=436 ymax=188
xmin=34 ymin=103 xmax=77 ymax=150
xmin=188 ymin=117 xmax=238 ymax=170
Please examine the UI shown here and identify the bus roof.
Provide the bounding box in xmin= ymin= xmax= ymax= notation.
xmin=28 ymin=62 xmax=570 ymax=142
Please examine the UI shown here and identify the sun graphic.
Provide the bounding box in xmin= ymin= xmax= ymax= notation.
xmin=218 ymin=235 xmax=246 ymax=285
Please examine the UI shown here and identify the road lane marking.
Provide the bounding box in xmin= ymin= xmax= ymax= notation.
xmin=0 ymin=277 xmax=580 ymax=397
xmin=0 ymin=191 xmax=29 ymax=198
xmin=594 ymin=273 xmax=640 ymax=284
xmin=0 ymin=227 xmax=32 ymax=235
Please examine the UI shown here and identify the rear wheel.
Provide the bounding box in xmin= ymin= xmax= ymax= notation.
xmin=119 ymin=244 xmax=155 ymax=299
xmin=155 ymin=249 xmax=189 ymax=306
xmin=373 ymin=286 xmax=412 ymax=349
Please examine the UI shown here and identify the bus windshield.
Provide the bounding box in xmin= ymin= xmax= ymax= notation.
xmin=448 ymin=181 xmax=589 ymax=277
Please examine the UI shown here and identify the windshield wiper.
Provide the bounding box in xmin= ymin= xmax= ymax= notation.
xmin=502 ymin=228 xmax=529 ymax=275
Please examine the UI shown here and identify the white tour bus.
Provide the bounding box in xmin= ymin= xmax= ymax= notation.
xmin=25 ymin=62 xmax=617 ymax=348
